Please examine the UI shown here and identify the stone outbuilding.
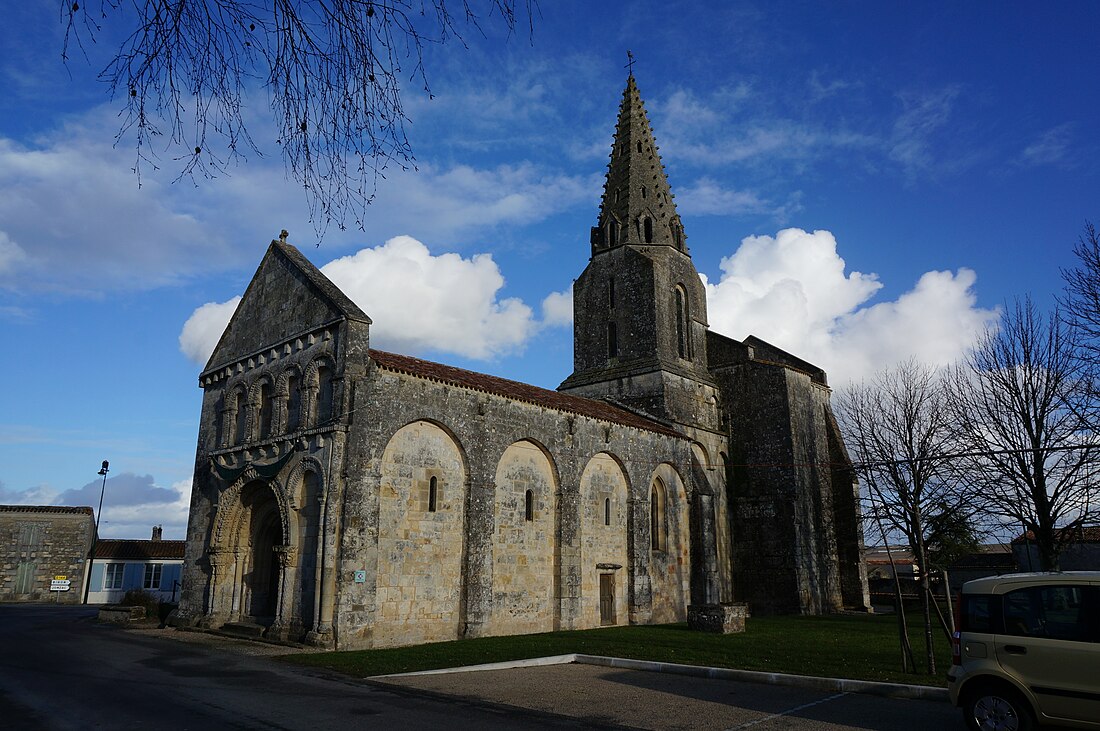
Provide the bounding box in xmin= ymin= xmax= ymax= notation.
xmin=172 ymin=75 xmax=869 ymax=648
xmin=0 ymin=505 xmax=95 ymax=603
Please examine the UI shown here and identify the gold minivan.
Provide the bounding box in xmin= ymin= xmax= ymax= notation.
xmin=948 ymin=572 xmax=1100 ymax=731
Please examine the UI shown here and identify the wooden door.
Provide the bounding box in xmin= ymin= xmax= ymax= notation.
xmin=599 ymin=573 xmax=615 ymax=626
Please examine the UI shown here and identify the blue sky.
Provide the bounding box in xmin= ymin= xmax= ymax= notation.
xmin=1 ymin=2 xmax=1097 ymax=538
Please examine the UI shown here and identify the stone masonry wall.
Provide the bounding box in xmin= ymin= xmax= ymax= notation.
xmin=579 ymin=453 xmax=629 ymax=628
xmin=333 ymin=363 xmax=697 ymax=649
xmin=647 ymin=462 xmax=690 ymax=623
xmin=0 ymin=509 xmax=94 ymax=604
xmin=490 ymin=441 xmax=557 ymax=636
xmin=373 ymin=421 xmax=466 ymax=647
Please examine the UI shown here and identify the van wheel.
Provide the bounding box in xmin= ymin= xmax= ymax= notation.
xmin=963 ymin=686 xmax=1033 ymax=731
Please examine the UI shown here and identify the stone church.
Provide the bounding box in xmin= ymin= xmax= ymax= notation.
xmin=172 ymin=75 xmax=869 ymax=648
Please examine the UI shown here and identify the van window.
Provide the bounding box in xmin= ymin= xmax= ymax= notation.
xmin=961 ymin=594 xmax=994 ymax=633
xmin=1002 ymin=585 xmax=1095 ymax=642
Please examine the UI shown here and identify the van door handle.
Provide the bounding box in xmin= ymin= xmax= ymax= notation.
xmin=1004 ymin=645 xmax=1027 ymax=655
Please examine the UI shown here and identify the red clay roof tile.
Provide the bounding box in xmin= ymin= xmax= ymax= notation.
xmin=368 ymin=349 xmax=685 ymax=439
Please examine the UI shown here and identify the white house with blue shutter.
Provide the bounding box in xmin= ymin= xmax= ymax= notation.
xmin=86 ymin=527 xmax=185 ymax=604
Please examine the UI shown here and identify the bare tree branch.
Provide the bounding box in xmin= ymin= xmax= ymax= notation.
xmin=836 ymin=359 xmax=963 ymax=674
xmin=949 ymin=297 xmax=1099 ymax=570
xmin=60 ymin=0 xmax=534 ymax=237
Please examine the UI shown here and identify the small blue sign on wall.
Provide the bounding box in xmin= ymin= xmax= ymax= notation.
xmin=353 ymin=570 xmax=367 ymax=583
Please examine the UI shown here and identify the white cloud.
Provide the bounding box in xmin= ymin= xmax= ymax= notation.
xmin=541 ymin=285 xmax=573 ymax=327
xmin=704 ymin=228 xmax=998 ymax=385
xmin=0 ymin=131 xmax=245 ymax=294
xmin=179 ymin=296 xmax=242 ymax=365
xmin=0 ymin=479 xmax=57 ymax=505
xmin=0 ymin=231 xmax=27 ymax=275
xmin=1019 ymin=124 xmax=1074 ymax=167
xmin=0 ymin=473 xmax=192 ymax=540
xmin=677 ymin=178 xmax=770 ymax=216
xmin=321 ymin=236 xmax=535 ymax=359
xmin=0 ymin=100 xmax=596 ymax=296
xmin=86 ymin=477 xmax=193 ymax=541
xmin=179 ymin=236 xmax=543 ymax=365
xmin=889 ymin=86 xmax=960 ymax=174
xmin=359 ymin=163 xmax=596 ymax=244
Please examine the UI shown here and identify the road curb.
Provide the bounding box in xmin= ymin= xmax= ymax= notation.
xmin=371 ymin=653 xmax=948 ymax=702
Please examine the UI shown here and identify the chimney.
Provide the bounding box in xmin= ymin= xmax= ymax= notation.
xmin=151 ymin=525 xmax=162 ymax=541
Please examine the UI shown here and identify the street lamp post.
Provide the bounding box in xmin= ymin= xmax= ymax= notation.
xmin=82 ymin=460 xmax=109 ymax=605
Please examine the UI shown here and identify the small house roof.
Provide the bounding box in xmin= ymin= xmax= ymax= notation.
xmin=94 ymin=539 xmax=186 ymax=561
xmin=0 ymin=504 xmax=94 ymax=516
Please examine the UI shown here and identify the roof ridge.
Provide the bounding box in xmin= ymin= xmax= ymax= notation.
xmin=368 ymin=349 xmax=685 ymax=439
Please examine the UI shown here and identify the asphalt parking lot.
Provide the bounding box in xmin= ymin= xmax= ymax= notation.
xmin=378 ymin=662 xmax=962 ymax=730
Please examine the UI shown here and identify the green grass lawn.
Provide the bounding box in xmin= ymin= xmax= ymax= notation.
xmin=281 ymin=612 xmax=952 ymax=686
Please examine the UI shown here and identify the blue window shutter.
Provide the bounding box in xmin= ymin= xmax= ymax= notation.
xmin=89 ymin=562 xmax=105 ymax=589
xmin=123 ymin=563 xmax=142 ymax=590
xmin=163 ymin=564 xmax=181 ymax=587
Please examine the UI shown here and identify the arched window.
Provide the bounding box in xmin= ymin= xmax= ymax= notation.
xmin=524 ymin=490 xmax=534 ymax=522
xmin=641 ymin=185 xmax=647 ymax=199
xmin=428 ymin=476 xmax=438 ymax=512
xmin=285 ymin=372 xmax=301 ymax=433
xmin=675 ymin=287 xmax=691 ymax=359
xmin=636 ymin=140 xmax=642 ymax=153
xmin=671 ymin=221 xmax=682 ymax=250
xmin=257 ymin=380 xmax=274 ymax=439
xmin=310 ymin=363 xmax=334 ymax=426
xmin=234 ymin=389 xmax=247 ymax=445
xmin=604 ymin=497 xmax=611 ymax=526
xmin=607 ymin=219 xmax=619 ymax=246
xmin=607 ymin=322 xmax=618 ymax=358
xmin=643 ymin=217 xmax=653 ymax=243
xmin=650 ymin=480 xmax=666 ymax=551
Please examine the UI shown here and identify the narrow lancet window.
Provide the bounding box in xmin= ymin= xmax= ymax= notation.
xmin=643 ymin=217 xmax=653 ymax=243
xmin=650 ymin=480 xmax=666 ymax=551
xmin=675 ymin=287 xmax=691 ymax=359
xmin=607 ymin=322 xmax=618 ymax=358
xmin=525 ymin=490 xmax=534 ymax=522
xmin=604 ymin=497 xmax=611 ymax=526
xmin=258 ymin=381 xmax=274 ymax=439
xmin=234 ymin=390 xmax=247 ymax=445
xmin=286 ymin=373 xmax=301 ymax=432
xmin=428 ymin=476 xmax=438 ymax=512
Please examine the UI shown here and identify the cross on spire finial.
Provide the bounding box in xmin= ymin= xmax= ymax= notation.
xmin=625 ymin=50 xmax=635 ymax=76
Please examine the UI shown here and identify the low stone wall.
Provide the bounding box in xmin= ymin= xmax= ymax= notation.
xmin=687 ymin=603 xmax=747 ymax=633
xmin=98 ymin=605 xmax=145 ymax=623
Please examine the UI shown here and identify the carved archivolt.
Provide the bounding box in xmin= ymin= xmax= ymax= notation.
xmin=282 ymin=456 xmax=326 ymax=512
xmin=210 ymin=465 xmax=293 ymax=553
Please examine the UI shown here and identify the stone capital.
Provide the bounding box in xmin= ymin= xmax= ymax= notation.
xmin=273 ymin=544 xmax=297 ymax=567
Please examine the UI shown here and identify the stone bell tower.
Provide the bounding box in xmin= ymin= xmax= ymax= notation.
xmin=559 ymin=75 xmax=720 ymax=436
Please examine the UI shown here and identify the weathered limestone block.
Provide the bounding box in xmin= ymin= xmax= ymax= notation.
xmin=687 ymin=603 xmax=747 ymax=634
xmin=98 ymin=605 xmax=146 ymax=622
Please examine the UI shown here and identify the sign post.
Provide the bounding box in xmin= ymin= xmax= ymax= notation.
xmin=50 ymin=576 xmax=71 ymax=602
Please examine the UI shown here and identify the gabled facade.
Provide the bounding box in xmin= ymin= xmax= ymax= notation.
xmin=172 ymin=75 xmax=868 ymax=649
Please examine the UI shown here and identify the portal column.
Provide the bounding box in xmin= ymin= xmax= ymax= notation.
xmin=270 ymin=545 xmax=298 ymax=639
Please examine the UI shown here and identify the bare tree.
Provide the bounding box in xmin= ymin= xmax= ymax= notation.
xmin=950 ymin=297 xmax=1098 ymax=571
xmin=61 ymin=0 xmax=533 ymax=234
xmin=1061 ymin=222 xmax=1100 ymax=361
xmin=836 ymin=359 xmax=960 ymax=675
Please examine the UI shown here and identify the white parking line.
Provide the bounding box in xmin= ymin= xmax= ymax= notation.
xmin=724 ymin=691 xmax=851 ymax=730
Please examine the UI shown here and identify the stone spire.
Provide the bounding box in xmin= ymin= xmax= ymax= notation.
xmin=592 ymin=75 xmax=686 ymax=254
